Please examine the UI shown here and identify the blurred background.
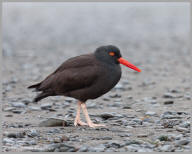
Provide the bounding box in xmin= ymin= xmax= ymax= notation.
xmin=3 ymin=2 xmax=190 ymax=55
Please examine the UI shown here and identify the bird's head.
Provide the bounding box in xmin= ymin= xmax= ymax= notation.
xmin=94 ymin=45 xmax=141 ymax=72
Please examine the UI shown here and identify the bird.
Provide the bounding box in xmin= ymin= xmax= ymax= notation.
xmin=28 ymin=45 xmax=141 ymax=128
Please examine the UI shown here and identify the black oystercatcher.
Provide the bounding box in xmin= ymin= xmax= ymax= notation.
xmin=28 ymin=45 xmax=141 ymax=128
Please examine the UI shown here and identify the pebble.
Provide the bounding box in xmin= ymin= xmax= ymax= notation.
xmin=88 ymin=144 xmax=106 ymax=152
xmin=175 ymin=139 xmax=190 ymax=146
xmin=109 ymin=93 xmax=121 ymax=98
xmin=28 ymin=106 xmax=41 ymax=111
xmin=158 ymin=135 xmax=170 ymax=141
xmin=5 ymin=132 xmax=25 ymax=138
xmin=12 ymin=110 xmax=24 ymax=114
xmin=122 ymin=104 xmax=132 ymax=109
xmin=41 ymin=103 xmax=53 ymax=110
xmin=65 ymin=97 xmax=76 ymax=102
xmin=164 ymin=100 xmax=174 ymax=105
xmin=159 ymin=145 xmax=174 ymax=152
xmin=39 ymin=118 xmax=67 ymax=127
xmin=176 ymin=127 xmax=189 ymax=133
xmin=27 ymin=129 xmax=40 ymax=137
xmin=86 ymin=102 xmax=99 ymax=109
xmin=163 ymin=93 xmax=176 ymax=98
xmin=179 ymin=121 xmax=190 ymax=128
xmin=11 ymin=102 xmax=26 ymax=108
xmin=145 ymin=111 xmax=157 ymax=116
xmin=3 ymin=107 xmax=16 ymax=112
xmin=2 ymin=138 xmax=15 ymax=145
xmin=99 ymin=112 xmax=123 ymax=120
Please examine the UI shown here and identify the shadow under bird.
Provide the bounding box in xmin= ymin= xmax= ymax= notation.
xmin=28 ymin=45 xmax=141 ymax=128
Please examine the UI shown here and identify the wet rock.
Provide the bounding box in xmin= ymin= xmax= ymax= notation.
xmin=39 ymin=118 xmax=68 ymax=127
xmin=41 ymin=103 xmax=52 ymax=110
xmin=11 ymin=102 xmax=26 ymax=108
xmin=164 ymin=100 xmax=174 ymax=105
xmin=159 ymin=145 xmax=174 ymax=152
xmin=175 ymin=139 xmax=190 ymax=146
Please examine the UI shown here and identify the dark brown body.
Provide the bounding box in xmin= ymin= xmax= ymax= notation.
xmin=29 ymin=53 xmax=121 ymax=102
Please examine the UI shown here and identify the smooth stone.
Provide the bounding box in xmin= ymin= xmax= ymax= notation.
xmin=65 ymin=97 xmax=76 ymax=102
xmin=109 ymin=93 xmax=121 ymax=98
xmin=27 ymin=129 xmax=40 ymax=137
xmin=88 ymin=144 xmax=106 ymax=152
xmin=176 ymin=127 xmax=189 ymax=133
xmin=3 ymin=107 xmax=16 ymax=112
xmin=5 ymin=132 xmax=25 ymax=138
xmin=175 ymin=139 xmax=190 ymax=146
xmin=28 ymin=106 xmax=41 ymax=111
xmin=145 ymin=111 xmax=157 ymax=116
xmin=40 ymin=103 xmax=52 ymax=110
xmin=12 ymin=110 xmax=24 ymax=114
xmin=39 ymin=118 xmax=67 ymax=127
xmin=158 ymin=135 xmax=170 ymax=141
xmin=159 ymin=145 xmax=174 ymax=152
xmin=99 ymin=112 xmax=123 ymax=120
xmin=164 ymin=100 xmax=174 ymax=105
xmin=179 ymin=121 xmax=190 ymax=128
xmin=163 ymin=93 xmax=176 ymax=98
xmin=2 ymin=138 xmax=15 ymax=145
xmin=11 ymin=102 xmax=26 ymax=108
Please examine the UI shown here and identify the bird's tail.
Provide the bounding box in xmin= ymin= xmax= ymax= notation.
xmin=28 ymin=82 xmax=41 ymax=90
xmin=33 ymin=92 xmax=51 ymax=103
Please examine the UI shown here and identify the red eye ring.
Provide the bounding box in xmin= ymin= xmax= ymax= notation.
xmin=109 ymin=52 xmax=115 ymax=56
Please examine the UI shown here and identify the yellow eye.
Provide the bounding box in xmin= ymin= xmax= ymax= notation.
xmin=109 ymin=52 xmax=115 ymax=56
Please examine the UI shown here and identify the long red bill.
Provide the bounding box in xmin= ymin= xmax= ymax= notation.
xmin=118 ymin=57 xmax=141 ymax=72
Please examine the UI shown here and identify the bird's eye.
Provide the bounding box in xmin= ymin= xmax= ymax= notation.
xmin=109 ymin=52 xmax=115 ymax=56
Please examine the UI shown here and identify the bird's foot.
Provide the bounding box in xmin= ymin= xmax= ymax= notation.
xmin=88 ymin=123 xmax=106 ymax=128
xmin=74 ymin=120 xmax=88 ymax=126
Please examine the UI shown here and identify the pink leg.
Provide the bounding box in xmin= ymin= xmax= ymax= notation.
xmin=81 ymin=102 xmax=105 ymax=128
xmin=74 ymin=101 xmax=87 ymax=126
